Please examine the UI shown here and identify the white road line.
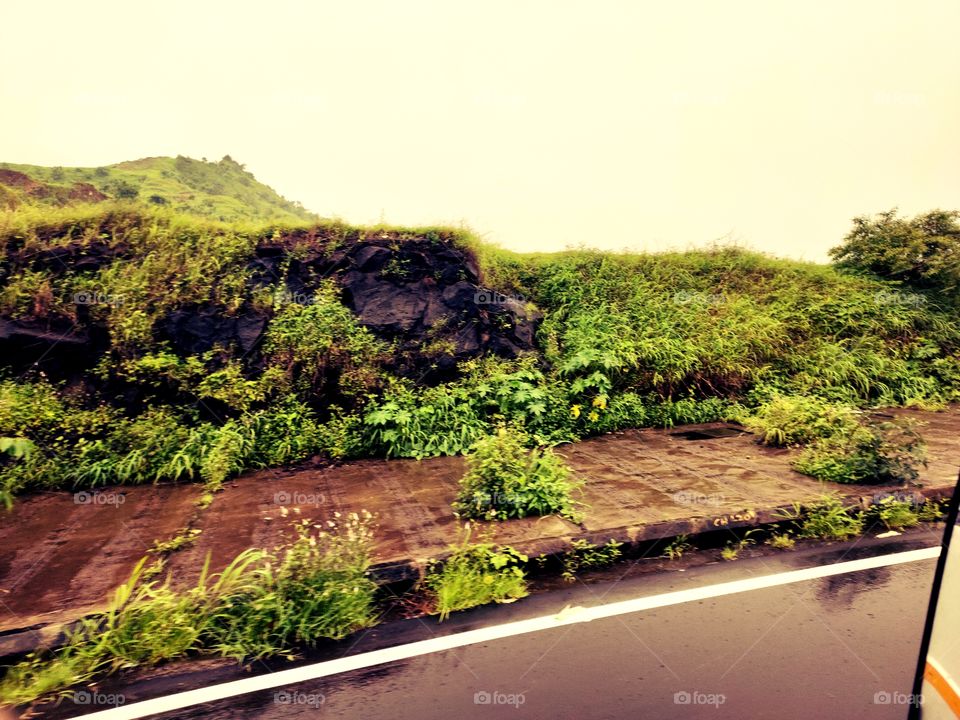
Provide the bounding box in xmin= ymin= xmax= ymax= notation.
xmin=73 ymin=545 xmax=941 ymax=720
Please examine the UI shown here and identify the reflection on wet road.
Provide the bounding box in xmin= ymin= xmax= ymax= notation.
xmin=132 ymin=537 xmax=937 ymax=720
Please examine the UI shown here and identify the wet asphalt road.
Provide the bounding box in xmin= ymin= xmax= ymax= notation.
xmin=56 ymin=533 xmax=941 ymax=720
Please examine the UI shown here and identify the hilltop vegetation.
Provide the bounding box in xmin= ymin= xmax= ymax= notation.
xmin=0 ymin=155 xmax=316 ymax=223
xmin=1 ymin=190 xmax=958 ymax=505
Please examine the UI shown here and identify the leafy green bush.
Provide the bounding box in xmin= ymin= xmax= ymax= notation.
xmin=792 ymin=417 xmax=926 ymax=484
xmin=864 ymin=497 xmax=920 ymax=530
xmin=363 ymin=381 xmax=488 ymax=459
xmin=830 ymin=208 xmax=960 ymax=297
xmin=745 ymin=395 xmax=858 ymax=447
xmin=454 ymin=429 xmax=582 ymax=521
xmin=263 ymin=281 xmax=387 ymax=401
xmin=424 ymin=538 xmax=528 ymax=621
xmin=777 ymin=494 xmax=864 ymax=541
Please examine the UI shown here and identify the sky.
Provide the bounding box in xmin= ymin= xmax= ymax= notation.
xmin=2 ymin=0 xmax=958 ymax=261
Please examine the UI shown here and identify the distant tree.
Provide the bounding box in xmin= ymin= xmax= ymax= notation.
xmin=51 ymin=167 xmax=64 ymax=181
xmin=220 ymin=155 xmax=246 ymax=171
xmin=830 ymin=209 xmax=960 ymax=296
xmin=111 ymin=179 xmax=139 ymax=199
xmin=94 ymin=167 xmax=108 ymax=177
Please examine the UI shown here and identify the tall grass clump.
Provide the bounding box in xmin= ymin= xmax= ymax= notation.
xmin=0 ymin=514 xmax=377 ymax=706
xmin=423 ymin=531 xmax=528 ymax=621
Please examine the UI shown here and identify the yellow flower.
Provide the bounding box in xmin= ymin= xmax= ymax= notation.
xmin=588 ymin=410 xmax=600 ymax=422
xmin=592 ymin=396 xmax=607 ymax=409
xmin=570 ymin=404 xmax=582 ymax=419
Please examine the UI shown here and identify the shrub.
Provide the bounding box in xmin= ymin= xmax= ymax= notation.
xmin=424 ymin=537 xmax=528 ymax=621
xmin=263 ymin=281 xmax=387 ymax=401
xmin=864 ymin=497 xmax=920 ymax=530
xmin=778 ymin=494 xmax=864 ymax=541
xmin=745 ymin=395 xmax=858 ymax=447
xmin=362 ymin=382 xmax=487 ymax=459
xmin=454 ymin=429 xmax=582 ymax=522
xmin=793 ymin=417 xmax=926 ymax=484
xmin=830 ymin=208 xmax=960 ymax=297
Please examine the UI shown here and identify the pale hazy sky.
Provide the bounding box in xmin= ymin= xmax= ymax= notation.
xmin=2 ymin=1 xmax=958 ymax=260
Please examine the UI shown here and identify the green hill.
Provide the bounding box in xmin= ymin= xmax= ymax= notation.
xmin=0 ymin=155 xmax=317 ymax=224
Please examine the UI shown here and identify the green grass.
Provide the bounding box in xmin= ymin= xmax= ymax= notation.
xmin=777 ymin=494 xmax=865 ymax=541
xmin=424 ymin=533 xmax=528 ymax=621
xmin=0 ymin=156 xmax=316 ymax=223
xmin=0 ymin=515 xmax=376 ymax=706
xmin=2 ymin=197 xmax=960 ymax=503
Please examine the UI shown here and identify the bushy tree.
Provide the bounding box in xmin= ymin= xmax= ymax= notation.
xmin=830 ymin=209 xmax=960 ymax=296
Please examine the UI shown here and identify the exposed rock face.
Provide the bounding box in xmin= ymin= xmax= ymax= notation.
xmin=252 ymin=234 xmax=540 ymax=378
xmin=157 ymin=304 xmax=268 ymax=356
xmin=2 ymin=228 xmax=540 ymax=385
xmin=0 ymin=317 xmax=105 ymax=376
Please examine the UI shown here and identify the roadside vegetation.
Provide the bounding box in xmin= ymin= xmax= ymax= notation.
xmin=0 ymin=514 xmax=377 ymax=706
xmin=744 ymin=396 xmax=928 ymax=484
xmin=0 ymin=493 xmax=949 ymax=707
xmin=2 ymin=203 xmax=958 ymax=505
xmin=558 ymin=539 xmax=623 ymax=581
xmin=453 ymin=427 xmax=582 ymax=522
xmin=423 ymin=532 xmax=529 ymax=621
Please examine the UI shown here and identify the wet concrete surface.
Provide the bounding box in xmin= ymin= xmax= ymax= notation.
xmin=37 ymin=532 xmax=943 ymax=720
xmin=1 ymin=407 xmax=957 ymax=634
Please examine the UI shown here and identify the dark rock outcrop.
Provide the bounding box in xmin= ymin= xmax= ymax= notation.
xmin=0 ymin=317 xmax=104 ymax=376
xmin=2 ymin=227 xmax=540 ymax=387
xmin=253 ymin=234 xmax=540 ymax=379
xmin=157 ymin=304 xmax=268 ymax=357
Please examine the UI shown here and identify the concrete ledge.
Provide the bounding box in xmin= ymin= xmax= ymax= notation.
xmin=1 ymin=484 xmax=952 ymax=665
